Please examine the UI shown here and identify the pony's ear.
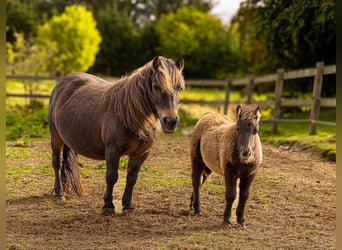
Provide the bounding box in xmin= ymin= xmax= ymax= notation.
xmin=175 ymin=58 xmax=184 ymax=71
xmin=236 ymin=105 xmax=242 ymax=119
xmin=254 ymin=106 xmax=261 ymax=121
xmin=153 ymin=56 xmax=161 ymax=70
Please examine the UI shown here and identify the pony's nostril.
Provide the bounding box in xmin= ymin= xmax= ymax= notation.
xmin=240 ymin=148 xmax=251 ymax=158
xmin=163 ymin=117 xmax=178 ymax=127
xmin=163 ymin=117 xmax=171 ymax=125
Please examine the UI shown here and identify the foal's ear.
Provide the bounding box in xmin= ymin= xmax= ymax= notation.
xmin=254 ymin=106 xmax=261 ymax=121
xmin=236 ymin=105 xmax=242 ymax=119
xmin=152 ymin=56 xmax=161 ymax=70
xmin=175 ymin=58 xmax=184 ymax=71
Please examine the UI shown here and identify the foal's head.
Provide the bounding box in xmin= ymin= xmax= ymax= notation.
xmin=235 ymin=105 xmax=261 ymax=162
xmin=150 ymin=56 xmax=185 ymax=133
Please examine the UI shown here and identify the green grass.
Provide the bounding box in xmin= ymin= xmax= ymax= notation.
xmin=6 ymin=101 xmax=49 ymax=141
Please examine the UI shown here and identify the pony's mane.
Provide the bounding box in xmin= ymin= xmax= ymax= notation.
xmin=105 ymin=57 xmax=185 ymax=141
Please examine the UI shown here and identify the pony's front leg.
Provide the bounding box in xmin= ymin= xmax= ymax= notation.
xmin=122 ymin=154 xmax=149 ymax=211
xmin=102 ymin=146 xmax=120 ymax=216
xmin=223 ymin=165 xmax=238 ymax=225
xmin=236 ymin=174 xmax=256 ymax=227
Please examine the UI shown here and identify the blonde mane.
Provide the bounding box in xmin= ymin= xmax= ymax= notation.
xmin=105 ymin=57 xmax=185 ymax=141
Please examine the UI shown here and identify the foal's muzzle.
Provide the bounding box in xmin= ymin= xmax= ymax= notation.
xmin=161 ymin=116 xmax=179 ymax=133
xmin=239 ymin=147 xmax=252 ymax=162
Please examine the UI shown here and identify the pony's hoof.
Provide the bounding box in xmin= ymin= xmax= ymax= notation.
xmin=238 ymin=222 xmax=246 ymax=228
xmin=54 ymin=195 xmax=66 ymax=203
xmin=123 ymin=204 xmax=135 ymax=211
xmin=193 ymin=210 xmax=202 ymax=216
xmin=102 ymin=208 xmax=115 ymax=216
xmin=222 ymin=220 xmax=233 ymax=227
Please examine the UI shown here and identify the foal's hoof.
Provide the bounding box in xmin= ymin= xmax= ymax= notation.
xmin=54 ymin=195 xmax=66 ymax=203
xmin=222 ymin=220 xmax=233 ymax=227
xmin=238 ymin=222 xmax=246 ymax=228
xmin=102 ymin=208 xmax=115 ymax=216
xmin=193 ymin=210 xmax=202 ymax=216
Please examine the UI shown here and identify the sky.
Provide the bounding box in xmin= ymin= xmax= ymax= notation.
xmin=210 ymin=0 xmax=242 ymax=25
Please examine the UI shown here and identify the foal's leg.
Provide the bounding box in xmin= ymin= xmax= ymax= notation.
xmin=102 ymin=145 xmax=120 ymax=215
xmin=190 ymin=157 xmax=206 ymax=214
xmin=50 ymin=132 xmax=65 ymax=201
xmin=122 ymin=153 xmax=149 ymax=211
xmin=236 ymin=174 xmax=256 ymax=227
xmin=223 ymin=164 xmax=238 ymax=225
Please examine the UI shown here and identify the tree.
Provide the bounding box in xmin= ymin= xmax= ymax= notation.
xmin=92 ymin=6 xmax=140 ymax=76
xmin=232 ymin=0 xmax=336 ymax=71
xmin=6 ymin=0 xmax=37 ymax=43
xmin=36 ymin=5 xmax=102 ymax=75
xmin=6 ymin=32 xmax=56 ymax=104
xmin=231 ymin=0 xmax=336 ymax=96
xmin=156 ymin=6 xmax=239 ymax=79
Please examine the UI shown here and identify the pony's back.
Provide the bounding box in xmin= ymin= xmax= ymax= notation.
xmin=190 ymin=112 xmax=234 ymax=160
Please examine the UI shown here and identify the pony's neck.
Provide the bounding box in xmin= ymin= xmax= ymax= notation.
xmin=106 ymin=64 xmax=160 ymax=142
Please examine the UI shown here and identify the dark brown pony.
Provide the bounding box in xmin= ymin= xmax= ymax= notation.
xmin=48 ymin=56 xmax=185 ymax=215
xmin=189 ymin=105 xmax=262 ymax=227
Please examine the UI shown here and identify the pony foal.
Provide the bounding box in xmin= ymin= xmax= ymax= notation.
xmin=48 ymin=56 xmax=185 ymax=215
xmin=189 ymin=105 xmax=262 ymax=227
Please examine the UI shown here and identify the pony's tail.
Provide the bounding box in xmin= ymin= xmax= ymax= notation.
xmin=61 ymin=145 xmax=83 ymax=196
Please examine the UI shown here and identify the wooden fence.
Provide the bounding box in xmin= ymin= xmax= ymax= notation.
xmin=6 ymin=61 xmax=336 ymax=134
xmin=184 ymin=61 xmax=336 ymax=134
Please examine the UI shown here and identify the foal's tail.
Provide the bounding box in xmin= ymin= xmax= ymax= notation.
xmin=61 ymin=145 xmax=83 ymax=196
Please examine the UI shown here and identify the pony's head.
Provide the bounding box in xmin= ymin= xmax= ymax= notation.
xmin=235 ymin=105 xmax=261 ymax=162
xmin=149 ymin=56 xmax=185 ymax=133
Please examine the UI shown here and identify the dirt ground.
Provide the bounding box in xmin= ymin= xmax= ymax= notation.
xmin=6 ymin=135 xmax=336 ymax=249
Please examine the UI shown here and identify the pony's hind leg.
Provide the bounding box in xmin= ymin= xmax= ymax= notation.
xmin=190 ymin=157 xmax=206 ymax=214
xmin=50 ymin=133 xmax=66 ymax=202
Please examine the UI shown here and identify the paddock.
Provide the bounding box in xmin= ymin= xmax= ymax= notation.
xmin=6 ymin=135 xmax=336 ymax=249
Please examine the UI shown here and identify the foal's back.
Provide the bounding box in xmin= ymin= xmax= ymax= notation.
xmin=190 ymin=113 xmax=236 ymax=175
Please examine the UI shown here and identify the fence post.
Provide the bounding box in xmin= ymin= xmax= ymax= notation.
xmin=309 ymin=61 xmax=324 ymax=135
xmin=272 ymin=68 xmax=284 ymax=134
xmin=223 ymin=78 xmax=232 ymax=115
xmin=247 ymin=76 xmax=254 ymax=104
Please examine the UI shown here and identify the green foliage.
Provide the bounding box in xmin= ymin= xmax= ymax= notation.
xmin=232 ymin=0 xmax=336 ymax=73
xmin=36 ymin=5 xmax=102 ymax=75
xmin=6 ymin=101 xmax=49 ymax=141
xmin=6 ymin=32 xmax=54 ymax=76
xmin=6 ymin=0 xmax=37 ymax=42
xmin=156 ymin=6 xmax=239 ymax=78
xmin=93 ymin=7 xmax=140 ymax=76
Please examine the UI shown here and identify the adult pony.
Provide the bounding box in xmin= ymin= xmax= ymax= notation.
xmin=48 ymin=56 xmax=185 ymax=215
xmin=189 ymin=105 xmax=262 ymax=227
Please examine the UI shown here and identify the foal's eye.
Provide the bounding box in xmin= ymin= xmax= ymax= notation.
xmin=152 ymin=84 xmax=160 ymax=91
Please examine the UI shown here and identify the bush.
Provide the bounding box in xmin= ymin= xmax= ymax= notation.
xmin=6 ymin=101 xmax=49 ymax=141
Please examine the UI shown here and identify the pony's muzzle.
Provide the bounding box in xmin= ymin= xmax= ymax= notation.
xmin=240 ymin=148 xmax=251 ymax=159
xmin=161 ymin=116 xmax=179 ymax=133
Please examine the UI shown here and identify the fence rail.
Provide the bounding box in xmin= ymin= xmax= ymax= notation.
xmin=6 ymin=62 xmax=336 ymax=134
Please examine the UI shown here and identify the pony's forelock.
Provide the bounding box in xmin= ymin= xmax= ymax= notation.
xmin=154 ymin=58 xmax=185 ymax=95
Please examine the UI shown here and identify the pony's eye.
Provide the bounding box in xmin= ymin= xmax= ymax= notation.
xmin=152 ymin=84 xmax=160 ymax=91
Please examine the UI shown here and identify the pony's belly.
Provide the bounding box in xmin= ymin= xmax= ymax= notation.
xmin=200 ymin=134 xmax=224 ymax=176
xmin=63 ymin=137 xmax=106 ymax=160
